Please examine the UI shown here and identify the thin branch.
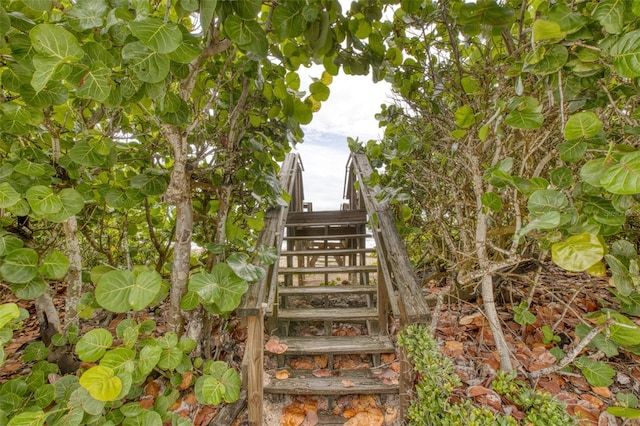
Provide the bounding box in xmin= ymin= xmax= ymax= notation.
xmin=529 ymin=319 xmax=613 ymax=379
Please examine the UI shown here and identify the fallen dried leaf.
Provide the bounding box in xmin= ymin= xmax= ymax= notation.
xmin=275 ymin=369 xmax=291 ymax=380
xmin=384 ymin=407 xmax=399 ymax=424
xmin=290 ymin=357 xmax=316 ymax=370
xmin=178 ymin=371 xmax=193 ymax=390
xmin=312 ymin=369 xmax=332 ymax=378
xmin=314 ymin=354 xmax=328 ymax=369
xmin=592 ymin=386 xmax=612 ymax=399
xmin=265 ymin=336 xmax=288 ymax=354
xmin=343 ymin=408 xmax=384 ymax=426
xmin=443 ymin=340 xmax=464 ymax=357
xmin=342 ymin=379 xmax=356 ymax=387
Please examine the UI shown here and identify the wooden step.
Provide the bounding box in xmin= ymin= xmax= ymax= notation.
xmin=286 ymin=210 xmax=367 ymax=226
xmin=280 ymin=248 xmax=374 ymax=256
xmin=278 ymin=285 xmax=376 ymax=296
xmin=267 ymin=335 xmax=395 ymax=356
xmin=278 ymin=265 xmax=377 ymax=274
xmin=283 ymin=233 xmax=371 ymax=241
xmin=265 ymin=369 xmax=398 ymax=396
xmin=278 ymin=307 xmax=378 ymax=322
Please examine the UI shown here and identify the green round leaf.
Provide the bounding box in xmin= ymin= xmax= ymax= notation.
xmin=95 ymin=269 xmax=162 ymax=313
xmin=580 ymin=158 xmax=608 ymax=187
xmin=481 ymin=192 xmax=503 ymax=212
xmin=550 ymin=167 xmax=573 ymax=189
xmin=0 ymin=235 xmax=23 ymax=256
xmin=1 ymin=248 xmax=39 ymax=283
xmin=76 ymin=61 xmax=112 ymax=102
xmin=0 ymin=182 xmax=20 ymax=209
xmin=601 ymin=152 xmax=640 ymax=194
xmin=195 ymin=375 xmax=224 ymax=405
xmin=505 ymin=110 xmax=544 ymax=130
xmin=574 ymin=356 xmax=614 ymax=387
xmin=122 ymin=410 xmax=162 ymax=426
xmin=26 ymin=185 xmax=63 ymax=215
xmin=129 ymin=17 xmax=183 ymax=54
xmin=611 ymin=30 xmax=640 ymax=78
xmin=227 ymin=253 xmax=265 ymax=283
xmin=7 ymin=410 xmax=46 ymax=426
xmin=100 ymin=348 xmax=136 ymax=374
xmin=39 ymin=250 xmax=70 ymax=279
xmin=0 ymin=303 xmax=20 ymax=328
xmin=138 ymin=345 xmax=162 ymax=375
xmin=12 ymin=277 xmax=47 ymax=300
xmin=527 ymin=189 xmax=568 ymax=216
xmin=14 ymin=160 xmax=45 ymax=176
xmin=33 ymin=384 xmax=55 ymax=409
xmin=76 ymin=328 xmax=113 ymax=362
xmin=455 ymin=105 xmax=475 ymax=129
xmin=67 ymin=0 xmax=108 ymax=31
xmin=188 ymin=263 xmax=249 ymax=312
xmin=607 ymin=407 xmax=640 ymax=419
xmin=552 ymin=233 xmax=604 ymax=272
xmin=22 ymin=341 xmax=49 ymax=362
xmin=30 ymin=24 xmax=84 ymax=60
xmin=564 ymin=112 xmax=602 ymax=140
xmin=79 ymin=366 xmax=122 ymax=402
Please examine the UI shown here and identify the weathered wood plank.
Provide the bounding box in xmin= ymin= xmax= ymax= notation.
xmin=278 ymin=265 xmax=377 ymax=274
xmin=287 ymin=210 xmax=367 ymax=225
xmin=350 ymin=152 xmax=430 ymax=324
xmin=280 ymin=248 xmax=374 ymax=256
xmin=244 ymin=313 xmax=263 ymax=425
xmin=278 ymin=284 xmax=376 ymax=296
xmin=283 ymin=232 xmax=371 ymax=240
xmin=266 ymin=335 xmax=395 ymax=355
xmin=264 ymin=370 xmax=398 ymax=395
xmin=278 ymin=307 xmax=378 ymax=322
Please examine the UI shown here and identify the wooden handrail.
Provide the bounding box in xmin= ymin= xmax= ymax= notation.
xmin=348 ymin=152 xmax=430 ymax=324
xmin=238 ymin=152 xmax=303 ymax=426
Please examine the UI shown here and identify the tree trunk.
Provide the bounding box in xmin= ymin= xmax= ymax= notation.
xmin=469 ymin=154 xmax=514 ymax=372
xmin=163 ymin=125 xmax=194 ymax=335
xmin=63 ymin=216 xmax=83 ymax=330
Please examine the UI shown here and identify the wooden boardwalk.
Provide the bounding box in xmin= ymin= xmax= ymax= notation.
xmin=238 ymin=153 xmax=430 ymax=425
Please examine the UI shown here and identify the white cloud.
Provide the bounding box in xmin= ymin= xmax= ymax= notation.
xmin=291 ymin=56 xmax=393 ymax=211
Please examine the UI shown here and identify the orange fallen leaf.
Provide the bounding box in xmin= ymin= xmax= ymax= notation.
xmin=139 ymin=396 xmax=155 ymax=409
xmin=342 ymin=379 xmax=355 ymax=387
xmin=459 ymin=311 xmax=484 ymax=326
xmin=265 ymin=336 xmax=288 ymax=354
xmin=145 ymin=380 xmax=161 ymax=398
xmin=384 ymin=407 xmax=398 ymax=424
xmin=184 ymin=393 xmax=198 ymax=405
xmin=443 ymin=340 xmax=464 ymax=357
xmin=312 ymin=369 xmax=332 ymax=378
xmin=344 ymin=408 xmax=384 ymax=426
xmin=381 ymin=353 xmax=396 ymax=364
xmin=178 ymin=371 xmax=193 ymax=390
xmin=591 ymin=386 xmax=612 ymax=399
xmin=290 ymin=357 xmax=316 ymax=370
xmin=314 ymin=354 xmax=328 ymax=368
xmin=275 ymin=369 xmax=291 ymax=380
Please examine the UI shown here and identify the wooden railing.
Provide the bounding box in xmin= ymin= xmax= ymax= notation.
xmin=347 ymin=152 xmax=431 ymax=415
xmin=237 ymin=153 xmax=303 ymax=425
xmin=237 ymin=152 xmax=430 ymax=424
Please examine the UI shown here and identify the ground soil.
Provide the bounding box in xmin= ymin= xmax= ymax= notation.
xmin=2 ymin=261 xmax=640 ymax=425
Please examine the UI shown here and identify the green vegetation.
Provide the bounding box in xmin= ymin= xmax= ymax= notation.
xmin=1 ymin=0 xmax=640 ymax=423
xmin=399 ymin=324 xmax=577 ymax=426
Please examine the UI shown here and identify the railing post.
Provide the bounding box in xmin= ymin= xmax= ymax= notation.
xmin=245 ymin=309 xmax=264 ymax=425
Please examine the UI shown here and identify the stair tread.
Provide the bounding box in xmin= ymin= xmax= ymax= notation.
xmin=278 ymin=285 xmax=376 ymax=295
xmin=279 ymin=265 xmax=377 ymax=274
xmin=280 ymin=248 xmax=375 ymax=256
xmin=267 ymin=335 xmax=395 ymax=355
xmin=278 ymin=307 xmax=379 ymax=321
xmin=283 ymin=234 xmax=371 ymax=240
xmin=265 ymin=369 xmax=398 ymax=395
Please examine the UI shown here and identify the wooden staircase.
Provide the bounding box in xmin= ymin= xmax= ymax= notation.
xmin=264 ymin=209 xmax=397 ymax=422
xmin=237 ymin=153 xmax=430 ymax=425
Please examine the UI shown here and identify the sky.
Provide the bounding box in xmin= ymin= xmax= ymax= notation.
xmin=294 ymin=68 xmax=392 ymax=211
